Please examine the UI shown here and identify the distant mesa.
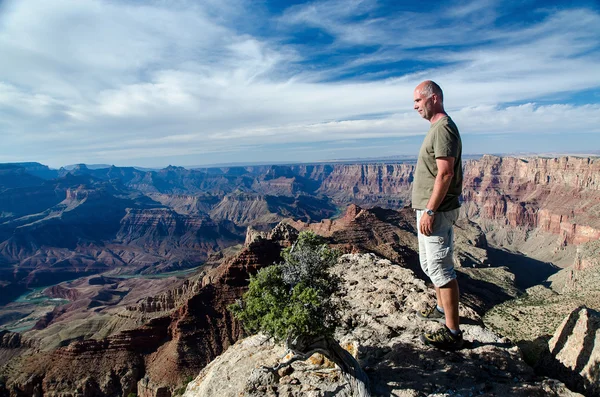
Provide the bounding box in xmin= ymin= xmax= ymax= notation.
xmin=62 ymin=163 xmax=112 ymax=170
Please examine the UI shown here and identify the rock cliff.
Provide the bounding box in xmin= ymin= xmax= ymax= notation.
xmin=538 ymin=307 xmax=600 ymax=396
xmin=0 ymin=222 xmax=291 ymax=396
xmin=292 ymin=163 xmax=415 ymax=207
xmin=462 ymin=156 xmax=600 ymax=264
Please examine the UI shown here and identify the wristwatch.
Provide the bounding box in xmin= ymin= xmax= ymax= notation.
xmin=425 ymin=209 xmax=435 ymax=216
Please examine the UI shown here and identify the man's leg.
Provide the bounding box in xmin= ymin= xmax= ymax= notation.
xmin=419 ymin=209 xmax=463 ymax=349
xmin=422 ymin=209 xmax=461 ymax=329
xmin=434 ymin=286 xmax=443 ymax=310
xmin=416 ymin=210 xmax=446 ymax=323
xmin=439 ymin=279 xmax=459 ymax=331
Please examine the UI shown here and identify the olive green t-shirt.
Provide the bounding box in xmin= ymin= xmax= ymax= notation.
xmin=412 ymin=116 xmax=462 ymax=211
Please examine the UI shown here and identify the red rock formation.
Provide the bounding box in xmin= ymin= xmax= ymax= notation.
xmin=289 ymin=204 xmax=419 ymax=269
xmin=126 ymin=279 xmax=202 ymax=313
xmin=463 ymin=155 xmax=600 ymax=245
xmin=45 ymin=284 xmax=82 ymax=301
xmin=292 ymin=163 xmax=415 ymax=206
xmin=1 ymin=226 xmax=289 ymax=396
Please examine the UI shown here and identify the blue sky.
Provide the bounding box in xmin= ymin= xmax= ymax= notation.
xmin=0 ymin=0 xmax=599 ymax=168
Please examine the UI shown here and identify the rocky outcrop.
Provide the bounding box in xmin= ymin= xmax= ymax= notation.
xmin=267 ymin=221 xmax=300 ymax=243
xmin=244 ymin=226 xmax=267 ymax=246
xmin=127 ymin=279 xmax=203 ymax=313
xmin=183 ymin=253 xmax=581 ymax=397
xmin=288 ymin=204 xmax=418 ymax=269
xmin=0 ymin=331 xmax=23 ymax=349
xmin=538 ymin=307 xmax=600 ymax=396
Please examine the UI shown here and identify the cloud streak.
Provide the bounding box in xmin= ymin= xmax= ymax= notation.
xmin=0 ymin=0 xmax=599 ymax=167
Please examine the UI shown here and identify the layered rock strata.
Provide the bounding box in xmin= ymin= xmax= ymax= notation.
xmin=2 ymin=155 xmax=598 ymax=301
xmin=462 ymin=156 xmax=600 ymax=264
xmin=0 ymin=205 xmax=521 ymax=397
xmin=0 ymin=224 xmax=291 ymax=396
xmin=296 ymin=163 xmax=415 ymax=207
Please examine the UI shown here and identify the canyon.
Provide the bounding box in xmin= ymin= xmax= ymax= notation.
xmin=0 ymin=155 xmax=599 ymax=396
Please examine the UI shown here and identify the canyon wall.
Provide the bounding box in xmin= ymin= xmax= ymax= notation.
xmin=462 ymin=155 xmax=600 ymax=245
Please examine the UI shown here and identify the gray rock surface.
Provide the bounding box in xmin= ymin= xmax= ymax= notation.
xmin=183 ymin=253 xmax=581 ymax=397
xmin=546 ymin=307 xmax=600 ymax=396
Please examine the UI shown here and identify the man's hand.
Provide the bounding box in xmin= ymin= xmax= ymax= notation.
xmin=420 ymin=212 xmax=434 ymax=236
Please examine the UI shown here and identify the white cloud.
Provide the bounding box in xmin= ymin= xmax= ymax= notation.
xmin=0 ymin=0 xmax=599 ymax=167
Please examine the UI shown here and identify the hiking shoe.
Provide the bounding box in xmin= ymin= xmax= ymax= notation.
xmin=420 ymin=326 xmax=464 ymax=350
xmin=417 ymin=306 xmax=446 ymax=323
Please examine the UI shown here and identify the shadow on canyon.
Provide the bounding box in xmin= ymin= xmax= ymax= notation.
xmin=487 ymin=247 xmax=560 ymax=289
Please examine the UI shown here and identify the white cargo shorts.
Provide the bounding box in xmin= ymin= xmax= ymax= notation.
xmin=416 ymin=208 xmax=460 ymax=287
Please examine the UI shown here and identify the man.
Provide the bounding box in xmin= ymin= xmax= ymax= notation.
xmin=412 ymin=80 xmax=463 ymax=350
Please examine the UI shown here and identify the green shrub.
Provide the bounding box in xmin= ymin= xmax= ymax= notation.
xmin=230 ymin=231 xmax=341 ymax=342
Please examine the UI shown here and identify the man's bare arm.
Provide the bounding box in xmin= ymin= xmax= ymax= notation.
xmin=426 ymin=157 xmax=455 ymax=211
xmin=420 ymin=156 xmax=455 ymax=236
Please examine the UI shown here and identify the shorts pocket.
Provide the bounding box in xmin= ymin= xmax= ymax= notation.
xmin=433 ymin=246 xmax=450 ymax=260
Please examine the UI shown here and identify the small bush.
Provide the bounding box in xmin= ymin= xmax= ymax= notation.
xmin=230 ymin=231 xmax=341 ymax=342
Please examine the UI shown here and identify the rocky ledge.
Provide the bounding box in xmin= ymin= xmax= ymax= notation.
xmin=183 ymin=253 xmax=581 ymax=397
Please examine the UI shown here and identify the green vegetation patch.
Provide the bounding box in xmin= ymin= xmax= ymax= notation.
xmin=230 ymin=231 xmax=341 ymax=343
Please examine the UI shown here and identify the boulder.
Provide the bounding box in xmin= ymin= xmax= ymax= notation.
xmin=547 ymin=306 xmax=600 ymax=396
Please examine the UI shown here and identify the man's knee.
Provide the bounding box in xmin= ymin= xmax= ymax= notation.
xmin=430 ymin=268 xmax=457 ymax=288
xmin=437 ymin=278 xmax=458 ymax=289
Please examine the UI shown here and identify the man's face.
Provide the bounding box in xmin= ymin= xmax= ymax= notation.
xmin=413 ymin=89 xmax=433 ymax=120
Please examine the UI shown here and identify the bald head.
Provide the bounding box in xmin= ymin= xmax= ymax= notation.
xmin=415 ymin=80 xmax=443 ymax=103
xmin=413 ymin=80 xmax=446 ymax=122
